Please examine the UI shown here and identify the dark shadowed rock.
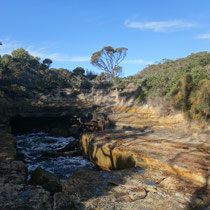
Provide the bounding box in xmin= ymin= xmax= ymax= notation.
xmin=53 ymin=192 xmax=75 ymax=210
xmin=0 ymin=161 xmax=27 ymax=184
xmin=30 ymin=167 xmax=62 ymax=195
xmin=0 ymin=184 xmax=52 ymax=210
xmin=0 ymin=132 xmax=16 ymax=161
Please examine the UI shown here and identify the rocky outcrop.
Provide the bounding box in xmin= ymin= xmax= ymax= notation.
xmin=0 ymin=160 xmax=52 ymax=210
xmin=80 ymin=128 xmax=210 ymax=185
xmin=8 ymin=101 xmax=109 ymax=137
xmin=1 ymin=159 xmax=209 ymax=209
xmin=79 ymin=127 xmax=209 ymax=209
xmin=79 ymin=88 xmax=210 ymax=132
xmin=0 ymin=87 xmax=209 ymax=209
xmin=0 ymin=94 xmax=110 ymax=140
xmin=0 ymin=87 xmax=208 ymax=137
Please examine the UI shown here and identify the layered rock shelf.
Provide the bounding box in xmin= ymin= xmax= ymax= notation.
xmin=80 ymin=128 xmax=209 ymax=184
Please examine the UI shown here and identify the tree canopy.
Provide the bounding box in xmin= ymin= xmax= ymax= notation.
xmin=73 ymin=67 xmax=85 ymax=77
xmin=43 ymin=58 xmax=53 ymax=68
xmin=91 ymin=46 xmax=128 ymax=80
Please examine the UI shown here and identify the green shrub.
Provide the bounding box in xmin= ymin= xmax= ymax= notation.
xmin=172 ymin=75 xmax=210 ymax=120
xmin=189 ymin=79 xmax=210 ymax=120
xmin=123 ymin=52 xmax=210 ymax=121
xmin=172 ymin=74 xmax=193 ymax=112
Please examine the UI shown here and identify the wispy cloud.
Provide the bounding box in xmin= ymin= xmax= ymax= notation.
xmin=196 ymin=33 xmax=210 ymax=39
xmin=49 ymin=54 xmax=90 ymax=62
xmin=123 ymin=59 xmax=152 ymax=65
xmin=0 ymin=38 xmax=24 ymax=54
xmin=26 ymin=46 xmax=90 ymax=62
xmin=0 ymin=38 xmax=90 ymax=62
xmin=125 ymin=19 xmax=195 ymax=32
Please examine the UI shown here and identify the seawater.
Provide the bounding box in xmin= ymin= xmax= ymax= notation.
xmin=16 ymin=132 xmax=94 ymax=180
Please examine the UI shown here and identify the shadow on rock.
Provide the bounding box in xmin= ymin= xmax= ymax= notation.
xmin=186 ymin=173 xmax=210 ymax=210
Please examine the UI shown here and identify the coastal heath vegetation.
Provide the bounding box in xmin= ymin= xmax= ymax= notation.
xmin=0 ymin=43 xmax=209 ymax=121
xmin=119 ymin=52 xmax=210 ymax=120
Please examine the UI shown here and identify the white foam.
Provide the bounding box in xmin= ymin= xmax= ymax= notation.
xmin=16 ymin=133 xmax=94 ymax=179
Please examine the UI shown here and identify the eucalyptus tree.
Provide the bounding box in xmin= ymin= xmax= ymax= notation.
xmin=91 ymin=46 xmax=128 ymax=80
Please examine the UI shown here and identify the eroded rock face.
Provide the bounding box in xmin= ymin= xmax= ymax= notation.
xmin=79 ymin=89 xmax=210 ymax=132
xmin=10 ymin=110 xmax=109 ymax=138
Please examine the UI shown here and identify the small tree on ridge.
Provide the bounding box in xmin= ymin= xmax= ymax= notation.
xmin=91 ymin=46 xmax=128 ymax=80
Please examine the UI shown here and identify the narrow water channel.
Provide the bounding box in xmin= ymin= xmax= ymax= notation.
xmin=16 ymin=132 xmax=95 ymax=180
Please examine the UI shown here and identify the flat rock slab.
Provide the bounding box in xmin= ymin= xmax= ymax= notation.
xmin=80 ymin=128 xmax=210 ymax=186
xmin=62 ymin=168 xmax=210 ymax=209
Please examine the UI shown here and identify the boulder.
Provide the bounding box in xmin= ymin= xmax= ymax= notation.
xmin=30 ymin=167 xmax=62 ymax=195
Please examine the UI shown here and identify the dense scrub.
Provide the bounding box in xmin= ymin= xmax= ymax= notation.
xmin=171 ymin=74 xmax=210 ymax=120
xmin=120 ymin=52 xmax=210 ymax=120
xmin=0 ymin=48 xmax=93 ymax=98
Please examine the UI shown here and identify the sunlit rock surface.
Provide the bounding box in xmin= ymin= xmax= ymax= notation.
xmin=81 ymin=128 xmax=209 ymax=185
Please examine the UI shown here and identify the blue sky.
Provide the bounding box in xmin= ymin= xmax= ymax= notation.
xmin=1 ymin=0 xmax=210 ymax=76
